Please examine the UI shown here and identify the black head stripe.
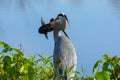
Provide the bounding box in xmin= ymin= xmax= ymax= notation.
xmin=64 ymin=15 xmax=69 ymax=23
xmin=58 ymin=13 xmax=64 ymax=17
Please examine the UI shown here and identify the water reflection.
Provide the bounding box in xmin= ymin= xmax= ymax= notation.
xmin=0 ymin=0 xmax=11 ymax=8
xmin=71 ymin=0 xmax=82 ymax=5
xmin=0 ymin=0 xmax=30 ymax=11
xmin=0 ymin=22 xmax=1 ymax=34
xmin=0 ymin=0 xmax=119 ymax=11
xmin=109 ymin=0 xmax=120 ymax=9
xmin=16 ymin=0 xmax=26 ymax=10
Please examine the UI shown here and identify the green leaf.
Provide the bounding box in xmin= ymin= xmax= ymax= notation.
xmin=0 ymin=42 xmax=12 ymax=53
xmin=102 ymin=54 xmax=111 ymax=61
xmin=28 ymin=66 xmax=35 ymax=80
xmin=93 ymin=60 xmax=102 ymax=73
xmin=95 ymin=71 xmax=110 ymax=80
xmin=102 ymin=62 xmax=109 ymax=71
xmin=47 ymin=56 xmax=53 ymax=60
xmin=0 ymin=42 xmax=9 ymax=48
xmin=19 ymin=65 xmax=24 ymax=74
xmin=85 ymin=77 xmax=94 ymax=80
xmin=68 ymin=65 xmax=75 ymax=73
xmin=3 ymin=56 xmax=11 ymax=70
xmin=0 ymin=53 xmax=4 ymax=59
xmin=38 ymin=54 xmax=45 ymax=61
xmin=12 ymin=48 xmax=23 ymax=57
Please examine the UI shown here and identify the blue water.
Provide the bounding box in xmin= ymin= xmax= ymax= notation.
xmin=0 ymin=0 xmax=120 ymax=75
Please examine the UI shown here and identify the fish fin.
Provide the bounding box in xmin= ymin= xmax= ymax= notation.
xmin=41 ymin=17 xmax=45 ymax=25
xmin=45 ymin=32 xmax=48 ymax=39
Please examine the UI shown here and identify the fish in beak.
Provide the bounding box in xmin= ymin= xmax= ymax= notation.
xmin=38 ymin=13 xmax=69 ymax=39
xmin=38 ymin=17 xmax=57 ymax=39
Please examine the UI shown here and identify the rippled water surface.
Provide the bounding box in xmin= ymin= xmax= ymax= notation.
xmin=0 ymin=0 xmax=120 ymax=75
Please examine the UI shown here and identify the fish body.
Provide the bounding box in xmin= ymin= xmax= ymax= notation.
xmin=38 ymin=16 xmax=69 ymax=39
xmin=38 ymin=17 xmax=54 ymax=39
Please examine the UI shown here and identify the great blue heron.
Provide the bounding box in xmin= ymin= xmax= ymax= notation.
xmin=38 ymin=13 xmax=77 ymax=80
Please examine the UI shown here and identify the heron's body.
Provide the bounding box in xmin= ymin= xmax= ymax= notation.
xmin=53 ymin=17 xmax=77 ymax=79
xmin=38 ymin=13 xmax=77 ymax=80
xmin=53 ymin=35 xmax=77 ymax=79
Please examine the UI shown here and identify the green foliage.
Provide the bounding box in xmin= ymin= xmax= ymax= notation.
xmin=0 ymin=42 xmax=54 ymax=80
xmin=35 ymin=54 xmax=54 ymax=80
xmin=95 ymin=71 xmax=110 ymax=80
xmin=0 ymin=42 xmax=80 ymax=80
xmin=93 ymin=54 xmax=120 ymax=80
xmin=0 ymin=42 xmax=120 ymax=80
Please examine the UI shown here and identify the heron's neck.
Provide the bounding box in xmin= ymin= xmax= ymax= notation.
xmin=53 ymin=30 xmax=61 ymax=43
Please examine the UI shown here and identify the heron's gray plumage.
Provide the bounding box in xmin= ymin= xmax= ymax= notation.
xmin=52 ymin=13 xmax=77 ymax=80
xmin=53 ymin=36 xmax=77 ymax=79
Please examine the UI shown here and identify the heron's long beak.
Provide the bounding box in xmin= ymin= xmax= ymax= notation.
xmin=38 ymin=17 xmax=57 ymax=39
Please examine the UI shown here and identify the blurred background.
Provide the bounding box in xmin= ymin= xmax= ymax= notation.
xmin=0 ymin=0 xmax=120 ymax=75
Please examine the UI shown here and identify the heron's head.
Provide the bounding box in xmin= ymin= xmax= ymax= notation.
xmin=38 ymin=13 xmax=69 ymax=39
xmin=53 ymin=13 xmax=69 ymax=31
